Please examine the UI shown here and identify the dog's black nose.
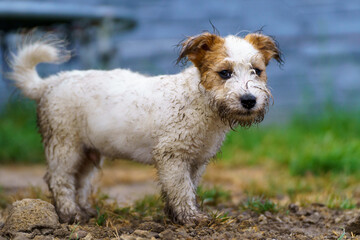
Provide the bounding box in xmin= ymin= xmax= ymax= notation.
xmin=240 ymin=94 xmax=257 ymax=109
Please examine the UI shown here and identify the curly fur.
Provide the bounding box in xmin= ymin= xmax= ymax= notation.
xmin=8 ymin=31 xmax=281 ymax=224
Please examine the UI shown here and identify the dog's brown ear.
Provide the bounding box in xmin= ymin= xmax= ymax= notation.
xmin=244 ymin=33 xmax=283 ymax=66
xmin=177 ymin=32 xmax=224 ymax=68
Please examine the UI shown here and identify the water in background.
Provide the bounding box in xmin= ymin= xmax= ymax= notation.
xmin=1 ymin=0 xmax=360 ymax=123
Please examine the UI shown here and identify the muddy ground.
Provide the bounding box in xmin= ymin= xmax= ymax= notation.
xmin=1 ymin=162 xmax=360 ymax=239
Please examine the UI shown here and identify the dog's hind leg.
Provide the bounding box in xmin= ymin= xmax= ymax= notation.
xmin=44 ymin=142 xmax=84 ymax=223
xmin=75 ymin=148 xmax=104 ymax=221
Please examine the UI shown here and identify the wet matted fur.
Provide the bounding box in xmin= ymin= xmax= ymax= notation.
xmin=8 ymin=31 xmax=282 ymax=224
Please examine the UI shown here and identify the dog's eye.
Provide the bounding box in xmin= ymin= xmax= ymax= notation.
xmin=218 ymin=70 xmax=232 ymax=80
xmin=252 ymin=68 xmax=263 ymax=76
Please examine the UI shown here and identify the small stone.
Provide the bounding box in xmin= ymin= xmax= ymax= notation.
xmin=83 ymin=233 xmax=94 ymax=240
xmin=347 ymin=215 xmax=360 ymax=235
xmin=33 ymin=236 xmax=53 ymax=240
xmin=264 ymin=211 xmax=273 ymax=218
xmin=303 ymin=212 xmax=321 ymax=224
xmin=70 ymin=230 xmax=88 ymax=240
xmin=117 ymin=226 xmax=133 ymax=234
xmin=184 ymin=222 xmax=196 ymax=228
xmin=13 ymin=232 xmax=32 ymax=240
xmin=138 ymin=222 xmax=164 ymax=233
xmin=133 ymin=230 xmax=158 ymax=238
xmin=335 ymin=216 xmax=343 ymax=224
xmin=119 ymin=234 xmax=136 ymax=240
xmin=32 ymin=229 xmax=41 ymax=236
xmin=41 ymin=228 xmax=53 ymax=235
xmin=159 ymin=229 xmax=176 ymax=240
xmin=311 ymin=202 xmax=325 ymax=207
xmin=53 ymin=226 xmax=70 ymax=237
xmin=76 ymin=230 xmax=88 ymax=239
xmin=176 ymin=228 xmax=189 ymax=238
xmin=258 ymin=214 xmax=267 ymax=224
xmin=275 ymin=216 xmax=283 ymax=223
xmin=288 ymin=203 xmax=299 ymax=213
xmin=142 ymin=216 xmax=153 ymax=221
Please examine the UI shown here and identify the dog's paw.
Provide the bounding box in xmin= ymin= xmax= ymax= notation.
xmin=82 ymin=206 xmax=97 ymax=218
xmin=74 ymin=210 xmax=92 ymax=224
xmin=170 ymin=210 xmax=209 ymax=225
xmin=186 ymin=212 xmax=209 ymax=225
xmin=57 ymin=206 xmax=92 ymax=224
xmin=58 ymin=211 xmax=76 ymax=224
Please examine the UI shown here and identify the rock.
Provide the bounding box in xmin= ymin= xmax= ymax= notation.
xmin=133 ymin=229 xmax=158 ymax=238
xmin=303 ymin=212 xmax=321 ymax=224
xmin=33 ymin=236 xmax=53 ymax=240
xmin=142 ymin=216 xmax=153 ymax=221
xmin=40 ymin=228 xmax=53 ymax=235
xmin=175 ymin=228 xmax=190 ymax=239
xmin=137 ymin=222 xmax=165 ymax=233
xmin=119 ymin=234 xmax=136 ymax=240
xmin=347 ymin=215 xmax=360 ymax=235
xmin=32 ymin=229 xmax=41 ymax=236
xmin=12 ymin=232 xmax=32 ymax=240
xmin=83 ymin=233 xmax=94 ymax=240
xmin=264 ymin=211 xmax=273 ymax=218
xmin=72 ymin=230 xmax=88 ymax=239
xmin=288 ymin=203 xmax=299 ymax=213
xmin=1 ymin=199 xmax=60 ymax=237
xmin=335 ymin=216 xmax=343 ymax=224
xmin=258 ymin=214 xmax=267 ymax=224
xmin=53 ymin=225 xmax=70 ymax=237
xmin=159 ymin=229 xmax=176 ymax=240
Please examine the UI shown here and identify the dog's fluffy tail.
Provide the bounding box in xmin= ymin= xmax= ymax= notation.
xmin=8 ymin=37 xmax=71 ymax=100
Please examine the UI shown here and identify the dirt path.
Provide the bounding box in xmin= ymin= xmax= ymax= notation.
xmin=0 ymin=162 xmax=159 ymax=206
xmin=0 ymin=161 xmax=267 ymax=206
xmin=1 ymin=162 xmax=360 ymax=239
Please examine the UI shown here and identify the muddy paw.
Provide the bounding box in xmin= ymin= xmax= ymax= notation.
xmin=172 ymin=211 xmax=209 ymax=225
xmin=58 ymin=211 xmax=76 ymax=224
xmin=57 ymin=206 xmax=91 ymax=224
xmin=81 ymin=206 xmax=97 ymax=218
xmin=74 ymin=210 xmax=91 ymax=224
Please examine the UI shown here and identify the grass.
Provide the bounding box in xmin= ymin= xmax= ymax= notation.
xmin=133 ymin=195 xmax=164 ymax=218
xmin=197 ymin=185 xmax=231 ymax=207
xmin=0 ymin=99 xmax=44 ymax=164
xmin=220 ymin=109 xmax=360 ymax=176
xmin=2 ymin=99 xmax=360 ymax=177
xmin=240 ymin=196 xmax=278 ymax=214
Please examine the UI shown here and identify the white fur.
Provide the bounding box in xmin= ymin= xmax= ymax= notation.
xmin=223 ymin=36 xmax=269 ymax=112
xmin=8 ymin=33 xmax=275 ymax=224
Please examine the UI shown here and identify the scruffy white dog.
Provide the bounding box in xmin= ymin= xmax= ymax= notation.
xmin=9 ymin=31 xmax=282 ymax=224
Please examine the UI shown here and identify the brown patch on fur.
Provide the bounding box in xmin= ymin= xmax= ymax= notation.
xmin=178 ymin=33 xmax=229 ymax=90
xmin=244 ymin=33 xmax=282 ymax=66
xmin=251 ymin=58 xmax=268 ymax=82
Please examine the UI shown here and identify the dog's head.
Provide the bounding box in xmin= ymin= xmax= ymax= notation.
xmin=178 ymin=32 xmax=282 ymax=128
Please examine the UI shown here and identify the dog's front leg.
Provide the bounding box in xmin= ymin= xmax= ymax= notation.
xmin=154 ymin=150 xmax=205 ymax=224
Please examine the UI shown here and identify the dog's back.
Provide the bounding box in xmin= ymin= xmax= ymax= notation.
xmin=8 ymin=32 xmax=280 ymax=224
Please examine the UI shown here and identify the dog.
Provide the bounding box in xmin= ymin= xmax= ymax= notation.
xmin=8 ymin=31 xmax=282 ymax=224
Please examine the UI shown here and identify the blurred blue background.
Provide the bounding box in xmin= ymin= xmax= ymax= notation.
xmin=1 ymin=0 xmax=360 ymax=123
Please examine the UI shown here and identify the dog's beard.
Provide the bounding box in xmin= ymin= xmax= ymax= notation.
xmin=211 ymin=98 xmax=269 ymax=129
